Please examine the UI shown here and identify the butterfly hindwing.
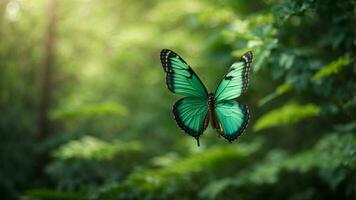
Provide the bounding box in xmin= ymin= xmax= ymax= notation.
xmin=214 ymin=51 xmax=253 ymax=102
xmin=160 ymin=49 xmax=208 ymax=98
xmin=214 ymin=100 xmax=249 ymax=142
xmin=173 ymin=97 xmax=210 ymax=146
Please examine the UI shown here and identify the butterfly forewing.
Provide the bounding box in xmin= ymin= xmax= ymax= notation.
xmin=160 ymin=49 xmax=208 ymax=98
xmin=214 ymin=51 xmax=253 ymax=102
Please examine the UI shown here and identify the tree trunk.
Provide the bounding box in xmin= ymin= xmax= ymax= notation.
xmin=36 ymin=0 xmax=59 ymax=175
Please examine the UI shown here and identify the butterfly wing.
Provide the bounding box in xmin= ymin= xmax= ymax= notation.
xmin=214 ymin=51 xmax=253 ymax=102
xmin=214 ymin=100 xmax=249 ymax=142
xmin=173 ymin=97 xmax=210 ymax=146
xmin=160 ymin=49 xmax=208 ymax=98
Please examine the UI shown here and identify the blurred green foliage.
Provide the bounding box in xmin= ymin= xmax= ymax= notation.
xmin=312 ymin=57 xmax=351 ymax=80
xmin=52 ymin=136 xmax=141 ymax=160
xmin=253 ymin=103 xmax=320 ymax=132
xmin=51 ymin=102 xmax=127 ymax=121
xmin=0 ymin=0 xmax=355 ymax=200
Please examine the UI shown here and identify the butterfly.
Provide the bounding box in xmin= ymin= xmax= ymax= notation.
xmin=160 ymin=49 xmax=252 ymax=146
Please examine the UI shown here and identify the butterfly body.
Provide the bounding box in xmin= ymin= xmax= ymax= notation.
xmin=207 ymin=93 xmax=221 ymax=135
xmin=160 ymin=49 xmax=252 ymax=146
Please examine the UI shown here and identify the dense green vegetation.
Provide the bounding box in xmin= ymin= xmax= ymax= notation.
xmin=0 ymin=0 xmax=355 ymax=199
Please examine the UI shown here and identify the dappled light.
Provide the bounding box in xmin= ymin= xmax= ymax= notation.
xmin=0 ymin=0 xmax=355 ymax=200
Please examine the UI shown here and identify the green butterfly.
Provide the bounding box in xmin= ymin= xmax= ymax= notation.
xmin=160 ymin=49 xmax=252 ymax=146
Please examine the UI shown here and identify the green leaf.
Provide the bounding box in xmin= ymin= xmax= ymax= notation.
xmin=258 ymin=83 xmax=292 ymax=106
xmin=312 ymin=57 xmax=350 ymax=80
xmin=254 ymin=103 xmax=320 ymax=132
xmin=279 ymin=53 xmax=295 ymax=69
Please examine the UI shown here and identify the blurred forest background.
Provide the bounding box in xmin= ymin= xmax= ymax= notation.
xmin=0 ymin=0 xmax=355 ymax=199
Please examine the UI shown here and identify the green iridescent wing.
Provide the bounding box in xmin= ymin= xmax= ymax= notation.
xmin=160 ymin=49 xmax=208 ymax=98
xmin=160 ymin=49 xmax=209 ymax=145
xmin=213 ymin=51 xmax=252 ymax=142
xmin=214 ymin=100 xmax=249 ymax=142
xmin=173 ymin=97 xmax=210 ymax=146
xmin=214 ymin=51 xmax=253 ymax=102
